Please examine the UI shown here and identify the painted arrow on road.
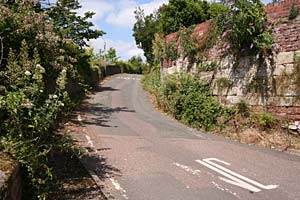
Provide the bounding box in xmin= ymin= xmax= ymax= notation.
xmin=196 ymin=158 xmax=278 ymax=193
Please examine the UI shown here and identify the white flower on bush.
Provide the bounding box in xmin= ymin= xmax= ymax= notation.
xmin=49 ymin=94 xmax=58 ymax=99
xmin=56 ymin=68 xmax=67 ymax=90
xmin=25 ymin=70 xmax=31 ymax=76
xmin=36 ymin=64 xmax=45 ymax=73
xmin=22 ymin=100 xmax=34 ymax=109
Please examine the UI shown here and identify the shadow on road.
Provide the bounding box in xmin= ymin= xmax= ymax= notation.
xmin=93 ymin=85 xmax=119 ymax=93
xmin=47 ymin=150 xmax=104 ymax=200
xmin=48 ymin=148 xmax=120 ymax=200
xmin=81 ymin=153 xmax=121 ymax=180
xmin=70 ymin=103 xmax=135 ymax=128
xmin=49 ymin=84 xmax=127 ymax=199
xmin=69 ymin=85 xmax=135 ymax=128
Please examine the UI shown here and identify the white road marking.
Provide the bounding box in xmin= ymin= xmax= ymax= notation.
xmin=173 ymin=162 xmax=201 ymax=176
xmin=110 ymin=178 xmax=129 ymax=199
xmin=196 ymin=158 xmax=278 ymax=193
xmin=116 ymin=76 xmax=140 ymax=81
xmin=212 ymin=181 xmax=241 ymax=199
xmin=85 ymin=135 xmax=94 ymax=148
xmin=204 ymin=158 xmax=278 ymax=190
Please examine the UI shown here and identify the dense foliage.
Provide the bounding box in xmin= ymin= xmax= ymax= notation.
xmin=142 ymin=69 xmax=279 ymax=134
xmin=133 ymin=8 xmax=160 ymax=65
xmin=0 ymin=0 xmax=103 ymax=199
xmin=115 ymin=56 xmax=145 ymax=74
xmin=133 ymin=0 xmax=228 ymax=65
xmin=134 ymin=0 xmax=274 ymax=67
xmin=158 ymin=0 xmax=209 ymax=35
xmin=47 ymin=0 xmax=104 ymax=48
xmin=142 ymin=69 xmax=224 ymax=130
xmin=226 ymin=0 xmax=273 ymax=53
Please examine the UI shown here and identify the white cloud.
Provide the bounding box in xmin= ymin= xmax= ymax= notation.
xmin=67 ymin=0 xmax=169 ymax=60
xmin=141 ymin=0 xmax=168 ymax=15
xmin=89 ymin=38 xmax=144 ymax=60
xmin=105 ymin=0 xmax=168 ymax=28
xmin=77 ymin=0 xmax=114 ymax=21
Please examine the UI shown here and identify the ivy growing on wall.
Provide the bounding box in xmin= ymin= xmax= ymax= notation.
xmin=164 ymin=39 xmax=178 ymax=60
xmin=178 ymin=26 xmax=199 ymax=62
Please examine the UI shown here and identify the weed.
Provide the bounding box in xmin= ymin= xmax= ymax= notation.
xmin=236 ymin=100 xmax=250 ymax=117
xmin=289 ymin=4 xmax=299 ymax=20
xmin=257 ymin=111 xmax=276 ymax=129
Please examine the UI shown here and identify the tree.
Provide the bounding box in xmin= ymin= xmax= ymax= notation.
xmin=46 ymin=0 xmax=105 ymax=48
xmin=133 ymin=7 xmax=160 ymax=65
xmin=158 ymin=0 xmax=209 ymax=35
xmin=128 ymin=55 xmax=143 ymax=67
xmin=105 ymin=47 xmax=119 ymax=63
xmin=207 ymin=2 xmax=230 ymax=18
xmin=227 ymin=0 xmax=272 ymax=52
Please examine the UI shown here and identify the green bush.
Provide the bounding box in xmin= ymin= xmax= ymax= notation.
xmin=141 ymin=65 xmax=161 ymax=92
xmin=116 ymin=61 xmax=140 ymax=74
xmin=0 ymin=43 xmax=69 ymax=199
xmin=143 ymin=72 xmax=224 ymax=131
xmin=257 ymin=112 xmax=276 ymax=129
xmin=166 ymin=75 xmax=223 ymax=130
xmin=0 ymin=1 xmax=103 ymax=199
xmin=216 ymin=77 xmax=233 ymax=89
xmin=197 ymin=61 xmax=217 ymax=72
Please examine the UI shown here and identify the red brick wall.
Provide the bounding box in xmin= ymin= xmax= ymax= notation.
xmin=265 ymin=0 xmax=300 ymax=20
xmin=266 ymin=0 xmax=300 ymax=52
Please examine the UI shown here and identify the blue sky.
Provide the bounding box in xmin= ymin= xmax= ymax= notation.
xmin=77 ymin=0 xmax=168 ymax=60
xmin=77 ymin=0 xmax=272 ymax=61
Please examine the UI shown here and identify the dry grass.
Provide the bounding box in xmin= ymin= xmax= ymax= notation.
xmin=214 ymin=113 xmax=300 ymax=152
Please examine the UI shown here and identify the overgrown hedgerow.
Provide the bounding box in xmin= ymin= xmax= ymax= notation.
xmin=143 ymin=69 xmax=224 ymax=130
xmin=0 ymin=0 xmax=103 ymax=199
xmin=142 ymin=69 xmax=280 ymax=136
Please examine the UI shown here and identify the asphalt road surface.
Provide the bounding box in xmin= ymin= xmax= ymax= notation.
xmin=72 ymin=74 xmax=300 ymax=200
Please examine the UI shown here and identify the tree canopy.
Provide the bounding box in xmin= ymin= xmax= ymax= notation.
xmin=105 ymin=47 xmax=119 ymax=64
xmin=132 ymin=0 xmax=229 ymax=65
xmin=133 ymin=7 xmax=160 ymax=65
xmin=46 ymin=0 xmax=105 ymax=48
xmin=158 ymin=0 xmax=208 ymax=35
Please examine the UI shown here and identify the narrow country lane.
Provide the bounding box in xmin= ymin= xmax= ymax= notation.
xmin=70 ymin=74 xmax=300 ymax=200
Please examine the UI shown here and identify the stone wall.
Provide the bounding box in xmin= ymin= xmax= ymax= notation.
xmin=162 ymin=0 xmax=300 ymax=120
xmin=0 ymin=152 xmax=22 ymax=200
xmin=207 ymin=50 xmax=300 ymax=120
